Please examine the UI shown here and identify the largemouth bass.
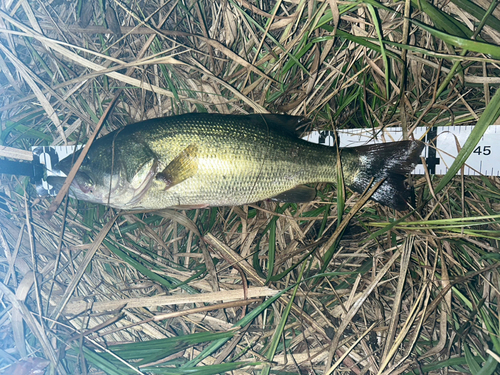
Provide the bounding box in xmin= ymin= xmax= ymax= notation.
xmin=50 ymin=114 xmax=424 ymax=211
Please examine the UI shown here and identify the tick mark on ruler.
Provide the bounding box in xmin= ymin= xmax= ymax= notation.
xmin=319 ymin=131 xmax=337 ymax=147
xmin=424 ymin=127 xmax=440 ymax=174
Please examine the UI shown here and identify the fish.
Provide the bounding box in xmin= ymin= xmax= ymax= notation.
xmin=49 ymin=113 xmax=425 ymax=211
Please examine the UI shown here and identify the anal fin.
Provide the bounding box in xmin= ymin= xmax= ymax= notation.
xmin=172 ymin=204 xmax=209 ymax=210
xmin=271 ymin=185 xmax=316 ymax=203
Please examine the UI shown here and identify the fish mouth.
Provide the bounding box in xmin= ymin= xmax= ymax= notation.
xmin=47 ymin=159 xmax=158 ymax=208
xmin=47 ymin=171 xmax=102 ymax=202
xmin=46 ymin=175 xmax=80 ymax=199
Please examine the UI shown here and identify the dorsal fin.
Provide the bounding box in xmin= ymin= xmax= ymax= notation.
xmin=247 ymin=114 xmax=310 ymax=138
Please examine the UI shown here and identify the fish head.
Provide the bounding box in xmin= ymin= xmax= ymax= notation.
xmin=50 ymin=141 xmax=157 ymax=209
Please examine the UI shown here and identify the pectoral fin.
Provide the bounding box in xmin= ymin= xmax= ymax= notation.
xmin=156 ymin=144 xmax=199 ymax=190
xmin=271 ymin=185 xmax=316 ymax=203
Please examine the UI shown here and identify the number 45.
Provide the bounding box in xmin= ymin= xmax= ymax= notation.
xmin=473 ymin=146 xmax=491 ymax=155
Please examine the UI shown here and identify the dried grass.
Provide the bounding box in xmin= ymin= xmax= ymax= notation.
xmin=0 ymin=0 xmax=499 ymax=374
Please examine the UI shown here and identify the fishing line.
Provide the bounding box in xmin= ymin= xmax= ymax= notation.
xmin=108 ymin=127 xmax=124 ymax=206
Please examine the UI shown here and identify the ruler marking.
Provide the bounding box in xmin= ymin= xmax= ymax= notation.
xmin=425 ymin=127 xmax=440 ymax=174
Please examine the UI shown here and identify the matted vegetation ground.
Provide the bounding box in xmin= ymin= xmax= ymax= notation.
xmin=0 ymin=0 xmax=500 ymax=374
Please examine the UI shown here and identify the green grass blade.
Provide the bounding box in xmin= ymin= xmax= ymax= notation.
xmin=363 ymin=212 xmax=414 ymax=242
xmin=450 ymin=0 xmax=500 ymax=34
xmin=183 ymin=267 xmax=354 ymax=369
xmin=320 ymin=28 xmax=401 ymax=61
xmin=72 ymin=345 xmax=137 ymax=375
xmin=141 ymin=361 xmax=262 ymax=374
xmin=374 ymin=38 xmax=495 ymax=62
xmin=261 ymin=262 xmax=306 ymax=375
xmin=433 ymin=87 xmax=500 ymax=195
xmin=335 ymin=130 xmax=345 ymax=223
xmin=265 ymin=218 xmax=277 ymax=284
xmin=410 ymin=0 xmax=473 ymax=38
xmin=105 ymin=331 xmax=236 ymax=357
xmin=366 ymin=4 xmax=390 ymax=99
xmin=181 ymin=283 xmax=296 ymax=368
xmin=227 ymin=0 xmax=309 ymax=77
xmin=464 ymin=343 xmax=482 ymax=374
xmin=406 ymin=356 xmax=483 ymax=374
xmin=134 ymin=332 xmax=236 ymax=366
xmin=104 ymin=240 xmax=174 ymax=289
xmin=477 ymin=355 xmax=498 ymax=375
xmin=411 ymin=19 xmax=500 ymax=58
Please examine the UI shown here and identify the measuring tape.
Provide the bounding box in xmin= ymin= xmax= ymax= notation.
xmin=304 ymin=125 xmax=499 ymax=176
xmin=32 ymin=145 xmax=82 ymax=196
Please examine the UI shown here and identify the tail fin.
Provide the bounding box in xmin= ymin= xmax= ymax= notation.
xmin=343 ymin=140 xmax=424 ymax=210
